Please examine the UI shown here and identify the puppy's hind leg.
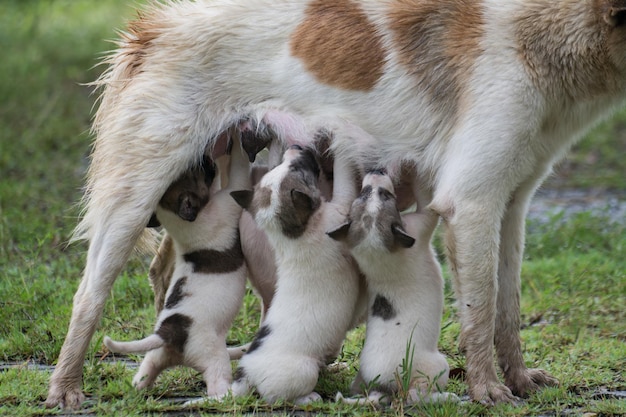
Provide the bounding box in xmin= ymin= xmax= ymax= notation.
xmin=133 ymin=348 xmax=170 ymax=390
xmin=294 ymin=391 xmax=322 ymax=405
xmin=230 ymin=367 xmax=252 ymax=398
xmin=199 ymin=347 xmax=232 ymax=399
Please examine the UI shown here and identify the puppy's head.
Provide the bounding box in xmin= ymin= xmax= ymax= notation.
xmin=327 ymin=169 xmax=415 ymax=251
xmin=231 ymin=145 xmax=322 ymax=238
xmin=157 ymin=156 xmax=217 ymax=222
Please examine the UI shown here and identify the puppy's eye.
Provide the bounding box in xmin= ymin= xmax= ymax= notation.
xmin=378 ymin=188 xmax=394 ymax=202
xmin=359 ymin=185 xmax=373 ymax=200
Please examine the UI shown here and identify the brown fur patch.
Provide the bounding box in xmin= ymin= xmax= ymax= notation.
xmin=275 ymin=151 xmax=322 ymax=238
xmin=371 ymin=294 xmax=397 ymax=321
xmin=277 ymin=177 xmax=321 ymax=239
xmin=246 ymin=325 xmax=271 ymax=354
xmin=290 ymin=0 xmax=385 ymax=91
xmin=164 ymin=276 xmax=189 ymax=309
xmin=156 ymin=313 xmax=192 ymax=354
xmin=346 ymin=181 xmax=405 ymax=251
xmin=387 ymin=0 xmax=484 ymax=120
xmin=254 ymin=186 xmax=272 ymax=210
xmin=183 ymin=232 xmax=244 ymax=273
xmin=120 ymin=9 xmax=162 ymax=77
xmin=515 ymin=2 xmax=619 ymax=101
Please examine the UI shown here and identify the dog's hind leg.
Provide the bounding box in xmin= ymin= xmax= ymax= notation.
xmin=494 ymin=174 xmax=559 ymax=397
xmin=46 ymin=139 xmax=210 ymax=409
xmin=429 ymin=131 xmax=535 ymax=405
xmin=46 ymin=216 xmax=149 ymax=406
xmin=433 ymin=194 xmax=516 ymax=405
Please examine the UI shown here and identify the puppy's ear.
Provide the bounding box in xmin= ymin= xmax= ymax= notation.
xmin=230 ymin=190 xmax=254 ymax=210
xmin=326 ymin=221 xmax=351 ymax=241
xmin=202 ymin=156 xmax=217 ymax=186
xmin=604 ymin=2 xmax=626 ymax=26
xmin=291 ymin=189 xmax=320 ymax=228
xmin=146 ymin=213 xmax=161 ymax=228
xmin=391 ymin=224 xmax=416 ymax=248
xmin=291 ymin=189 xmax=316 ymax=213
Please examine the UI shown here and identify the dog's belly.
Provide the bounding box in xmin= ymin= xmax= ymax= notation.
xmin=136 ymin=2 xmax=450 ymax=170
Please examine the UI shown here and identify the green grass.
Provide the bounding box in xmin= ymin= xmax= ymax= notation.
xmin=0 ymin=1 xmax=625 ymax=416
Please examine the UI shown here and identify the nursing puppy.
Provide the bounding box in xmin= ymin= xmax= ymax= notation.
xmin=48 ymin=0 xmax=626 ymax=408
xmin=329 ymin=170 xmax=453 ymax=404
xmin=104 ymin=136 xmax=250 ymax=398
xmin=229 ymin=145 xmax=362 ymax=404
xmin=239 ymin=135 xmax=336 ymax=324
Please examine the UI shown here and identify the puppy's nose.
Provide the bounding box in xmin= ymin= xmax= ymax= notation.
xmin=289 ymin=144 xmax=303 ymax=150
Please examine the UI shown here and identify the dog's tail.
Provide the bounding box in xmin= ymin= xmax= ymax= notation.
xmin=103 ymin=334 xmax=163 ymax=354
xmin=226 ymin=342 xmax=252 ymax=360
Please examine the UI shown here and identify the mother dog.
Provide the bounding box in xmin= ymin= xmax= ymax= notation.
xmin=47 ymin=0 xmax=626 ymax=408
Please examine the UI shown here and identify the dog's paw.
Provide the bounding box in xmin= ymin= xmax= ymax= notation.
xmin=506 ymin=368 xmax=559 ymax=398
xmin=44 ymin=386 xmax=86 ymax=410
xmin=470 ymin=381 xmax=519 ymax=406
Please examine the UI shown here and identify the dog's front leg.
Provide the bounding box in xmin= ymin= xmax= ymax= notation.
xmin=46 ymin=227 xmax=143 ymax=410
xmin=495 ymin=178 xmax=559 ymax=397
xmin=433 ymin=195 xmax=517 ymax=405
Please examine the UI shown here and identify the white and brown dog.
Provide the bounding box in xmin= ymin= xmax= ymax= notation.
xmin=229 ymin=145 xmax=364 ymax=404
xmin=48 ymin=0 xmax=626 ymax=408
xmin=329 ymin=169 xmax=454 ymax=405
xmin=103 ymin=135 xmax=250 ymax=398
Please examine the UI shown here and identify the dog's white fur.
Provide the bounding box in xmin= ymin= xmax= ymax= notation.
xmin=104 ymin=136 xmax=250 ymax=398
xmin=330 ymin=171 xmax=454 ymax=405
xmin=229 ymin=146 xmax=363 ymax=404
xmin=47 ymin=0 xmax=626 ymax=408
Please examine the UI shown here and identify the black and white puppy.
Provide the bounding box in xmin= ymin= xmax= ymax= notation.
xmin=230 ymin=145 xmax=364 ymax=404
xmin=104 ymin=134 xmax=250 ymax=398
xmin=329 ymin=170 xmax=454 ymax=404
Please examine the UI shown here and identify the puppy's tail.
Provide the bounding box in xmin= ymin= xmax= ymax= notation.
xmin=103 ymin=334 xmax=164 ymax=354
xmin=226 ymin=342 xmax=252 ymax=360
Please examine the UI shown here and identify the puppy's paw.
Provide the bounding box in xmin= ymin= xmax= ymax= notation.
xmin=325 ymin=361 xmax=349 ymax=372
xmin=335 ymin=390 xmax=387 ymax=406
xmin=506 ymin=368 xmax=559 ymax=398
xmin=407 ymin=388 xmax=460 ymax=404
xmin=294 ymin=391 xmax=322 ymax=405
xmin=132 ymin=372 xmax=154 ymax=390
xmin=182 ymin=397 xmax=208 ymax=407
